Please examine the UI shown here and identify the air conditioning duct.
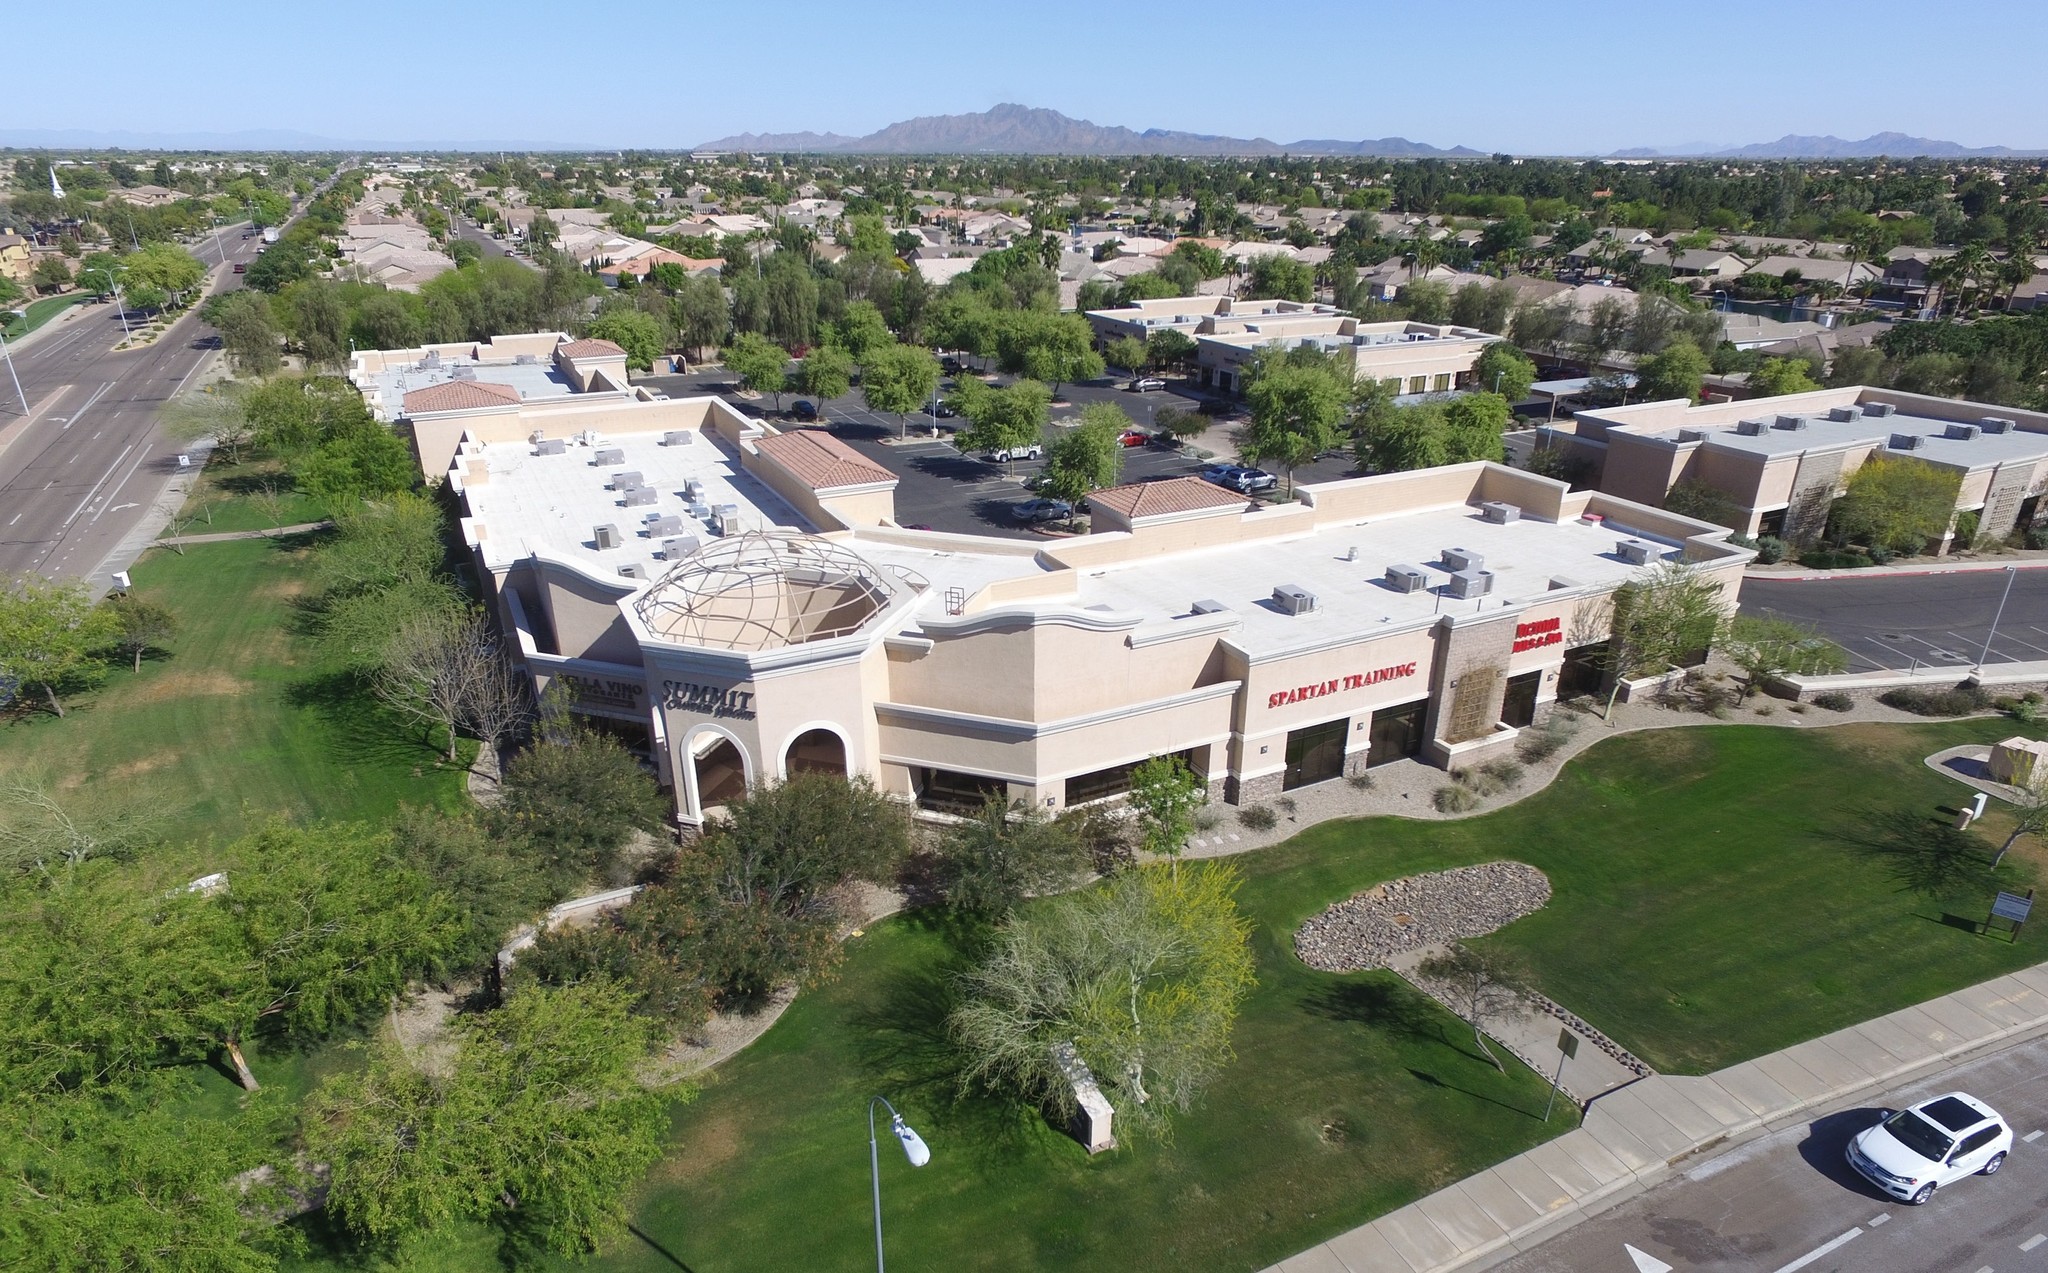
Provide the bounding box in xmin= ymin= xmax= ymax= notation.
xmin=1445 ymin=569 xmax=1494 ymax=599
xmin=1443 ymin=546 xmax=1485 ymax=573
xmin=594 ymin=447 xmax=625 ymax=466
xmin=594 ymin=524 xmax=621 ymax=550
xmin=1945 ymin=423 xmax=1981 ymax=441
xmin=1272 ymin=584 xmax=1318 ymax=615
xmin=1385 ymin=564 xmax=1428 ymax=593
xmin=1191 ymin=598 xmax=1232 ymax=615
xmin=1617 ymin=538 xmax=1658 ymax=565
xmin=1889 ymin=433 xmax=1925 ymax=451
xmin=610 ymin=470 xmax=644 ymax=490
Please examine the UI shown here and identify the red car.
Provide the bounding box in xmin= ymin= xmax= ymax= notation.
xmin=1117 ymin=429 xmax=1149 ymax=448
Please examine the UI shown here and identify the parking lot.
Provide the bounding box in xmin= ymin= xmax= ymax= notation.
xmin=1741 ymin=568 xmax=2048 ymax=673
xmin=636 ymin=367 xmax=1361 ymax=537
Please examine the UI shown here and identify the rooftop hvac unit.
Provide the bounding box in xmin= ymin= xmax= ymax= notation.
xmin=1385 ymin=564 xmax=1429 ymax=593
xmin=1446 ymin=568 xmax=1494 ymax=599
xmin=1272 ymin=584 xmax=1318 ymax=615
xmin=617 ymin=563 xmax=647 ymax=580
xmin=1678 ymin=428 xmax=1707 ymax=443
xmin=1773 ymin=415 xmax=1808 ymax=431
xmin=1480 ymin=501 xmax=1521 ymax=524
xmin=1617 ymin=538 xmax=1659 ymax=565
xmin=534 ymin=438 xmax=566 ymax=456
xmin=646 ymin=514 xmax=684 ymax=536
xmin=1865 ymin=402 xmax=1896 ymax=418
xmin=450 ymin=364 xmax=476 ymax=381
xmin=1980 ymin=416 xmax=2016 ymax=434
xmin=593 ymin=447 xmax=625 ymax=466
xmin=1548 ymin=575 xmax=1582 ymax=591
xmin=515 ymin=353 xmax=539 ymax=365
xmin=1828 ymin=405 xmax=1858 ymax=422
xmin=1735 ymin=419 xmax=1768 ymax=436
xmin=530 ymin=429 xmax=548 ymax=444
xmin=622 ymin=486 xmax=659 ymax=507
xmin=1190 ymin=598 xmax=1232 ymax=615
xmin=1889 ymin=433 xmax=1925 ymax=451
xmin=594 ymin=524 xmax=621 ymax=550
xmin=661 ymin=535 xmax=702 ymax=560
xmin=661 ymin=430 xmax=695 ymax=446
xmin=420 ymin=351 xmax=441 ymax=368
xmin=1443 ymin=546 xmax=1485 ymax=573
xmin=610 ymin=470 xmax=644 ymax=490
xmin=1945 ymin=423 xmax=1982 ymax=441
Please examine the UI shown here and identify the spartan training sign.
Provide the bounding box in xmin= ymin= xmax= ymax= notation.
xmin=661 ymin=680 xmax=756 ymax=719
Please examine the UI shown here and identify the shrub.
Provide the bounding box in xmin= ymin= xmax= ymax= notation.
xmin=1433 ymin=784 xmax=1480 ymax=814
xmin=1515 ymin=715 xmax=1579 ymax=763
xmin=1798 ymin=547 xmax=1870 ymax=570
xmin=1346 ymin=771 xmax=1375 ymax=791
xmin=1754 ymin=536 xmax=1787 ymax=564
xmin=1274 ymin=796 xmax=1298 ymax=820
xmin=1787 ymin=702 xmax=1808 ymax=714
xmin=1953 ymin=510 xmax=1980 ymax=547
xmin=1477 ymin=759 xmax=1524 ymax=792
xmin=1236 ymin=804 xmax=1277 ymax=831
xmin=1879 ymin=682 xmax=1992 ymax=717
xmin=1867 ymin=544 xmax=1895 ymax=565
xmin=1754 ymin=703 xmax=1774 ymax=716
xmin=1192 ymin=807 xmax=1221 ymax=832
xmin=1812 ymin=691 xmax=1855 ymax=712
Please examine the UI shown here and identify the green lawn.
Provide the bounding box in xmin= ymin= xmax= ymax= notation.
xmin=159 ymin=455 xmax=331 ymax=538
xmin=282 ymin=718 xmax=2043 ymax=1273
xmin=1 ymin=292 xmax=91 ymax=340
xmin=0 ymin=535 xmax=470 ymax=846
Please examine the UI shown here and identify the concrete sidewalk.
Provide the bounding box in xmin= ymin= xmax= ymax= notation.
xmin=1265 ymin=958 xmax=2048 ymax=1273
xmin=1750 ymin=555 xmax=2048 ymax=582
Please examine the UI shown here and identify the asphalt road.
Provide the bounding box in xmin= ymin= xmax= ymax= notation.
xmin=0 ymin=227 xmax=272 ymax=584
xmin=1741 ymin=570 xmax=2048 ymax=674
xmin=1494 ymin=1033 xmax=2048 ymax=1273
xmin=636 ymin=366 xmax=1359 ymax=537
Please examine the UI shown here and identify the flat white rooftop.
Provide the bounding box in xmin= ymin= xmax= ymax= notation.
xmin=1664 ymin=408 xmax=2045 ymax=468
xmin=374 ymin=359 xmax=577 ymax=411
xmin=1073 ymin=503 xmax=1673 ymax=656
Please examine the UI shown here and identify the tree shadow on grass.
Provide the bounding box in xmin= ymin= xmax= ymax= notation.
xmin=1302 ymin=973 xmax=1494 ymax=1067
xmin=1405 ymin=1067 xmax=1539 ymax=1120
xmin=1830 ymin=808 xmax=2000 ymax=900
xmin=284 ymin=669 xmax=442 ymax=771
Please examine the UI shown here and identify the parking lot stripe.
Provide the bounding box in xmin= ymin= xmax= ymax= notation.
xmin=2025 ymin=1130 xmax=2043 ymax=1142
xmin=1771 ymin=1229 xmax=1860 ymax=1273
xmin=2020 ymin=1234 xmax=2045 ymax=1252
xmin=1866 ymin=1214 xmax=1889 ymax=1227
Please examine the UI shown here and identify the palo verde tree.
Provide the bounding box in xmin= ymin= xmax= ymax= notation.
xmin=950 ymin=863 xmax=1256 ymax=1140
xmin=1594 ymin=561 xmax=1731 ymax=718
xmin=1127 ymin=752 xmax=1206 ymax=879
xmin=1721 ymin=615 xmax=1847 ymax=696
xmin=0 ymin=576 xmax=120 ymax=717
xmin=1831 ymin=456 xmax=1961 ymax=555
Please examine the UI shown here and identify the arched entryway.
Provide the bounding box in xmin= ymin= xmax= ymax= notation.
xmin=784 ymin=727 xmax=848 ymax=777
xmin=693 ymin=736 xmax=749 ymax=809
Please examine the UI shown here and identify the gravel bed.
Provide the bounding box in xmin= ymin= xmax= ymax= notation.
xmin=1294 ymin=862 xmax=1552 ymax=972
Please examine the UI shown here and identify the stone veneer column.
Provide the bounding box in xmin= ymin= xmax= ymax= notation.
xmin=1783 ymin=451 xmax=1847 ymax=547
xmin=1422 ymin=609 xmax=1519 ymax=764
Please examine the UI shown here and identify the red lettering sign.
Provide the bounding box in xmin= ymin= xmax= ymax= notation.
xmin=1513 ymin=631 xmax=1563 ymax=654
xmin=1515 ymin=617 xmax=1561 ymax=638
xmin=1267 ymin=661 xmax=1418 ymax=709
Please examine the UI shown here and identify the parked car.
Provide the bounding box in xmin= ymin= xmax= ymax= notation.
xmin=1847 ymin=1092 xmax=2012 ymax=1205
xmin=986 ymin=442 xmax=1042 ymax=463
xmin=1127 ymin=377 xmax=1167 ymax=392
xmin=1200 ymin=464 xmax=1277 ymax=493
xmin=1116 ymin=429 xmax=1150 ymax=448
xmin=930 ymin=401 xmax=958 ymax=419
xmin=1197 ymin=398 xmax=1239 ymax=416
xmin=1011 ymin=497 xmax=1072 ymax=524
xmin=791 ymin=400 xmax=818 ymax=421
xmin=232 ymin=263 xmax=246 ymax=274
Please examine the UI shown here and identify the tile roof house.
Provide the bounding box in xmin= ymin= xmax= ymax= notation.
xmin=402 ymin=379 xmax=524 ymax=415
xmin=752 ymin=430 xmax=896 ymax=491
xmin=1086 ymin=476 xmax=1248 ymax=531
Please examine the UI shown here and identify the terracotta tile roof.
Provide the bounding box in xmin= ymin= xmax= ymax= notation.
xmin=1088 ymin=475 xmax=1248 ymax=522
xmin=401 ymin=380 xmax=522 ymax=414
xmin=754 ymin=430 xmax=896 ymax=491
xmin=557 ymin=338 xmax=627 ymax=359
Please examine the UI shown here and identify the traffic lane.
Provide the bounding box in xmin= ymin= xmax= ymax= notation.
xmin=1494 ymin=1034 xmax=2048 ymax=1273
xmin=1741 ymin=571 xmax=2048 ymax=673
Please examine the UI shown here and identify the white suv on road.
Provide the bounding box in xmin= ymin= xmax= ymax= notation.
xmin=1846 ymin=1092 xmax=2013 ymax=1205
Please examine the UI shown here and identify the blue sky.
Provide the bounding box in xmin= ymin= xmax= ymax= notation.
xmin=13 ymin=0 xmax=2043 ymax=152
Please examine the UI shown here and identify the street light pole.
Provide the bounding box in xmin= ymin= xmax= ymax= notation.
xmin=866 ymin=1096 xmax=930 ymax=1273
xmin=0 ymin=324 xmax=29 ymax=417
xmin=1975 ymin=564 xmax=2019 ymax=675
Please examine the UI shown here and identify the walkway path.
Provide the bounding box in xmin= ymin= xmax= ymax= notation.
xmin=1266 ymin=958 xmax=2048 ymax=1273
xmin=155 ymin=520 xmax=330 ymax=546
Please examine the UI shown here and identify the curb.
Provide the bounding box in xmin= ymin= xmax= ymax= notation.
xmin=1749 ymin=559 xmax=2048 ymax=583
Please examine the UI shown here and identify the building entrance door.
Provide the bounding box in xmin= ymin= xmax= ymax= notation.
xmin=1283 ymin=718 xmax=1349 ymax=790
xmin=1501 ymin=671 xmax=1541 ymax=729
xmin=1367 ymin=699 xmax=1428 ymax=768
xmin=1557 ymin=642 xmax=1609 ymax=702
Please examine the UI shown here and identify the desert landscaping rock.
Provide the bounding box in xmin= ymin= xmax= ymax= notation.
xmin=1294 ymin=862 xmax=1552 ymax=972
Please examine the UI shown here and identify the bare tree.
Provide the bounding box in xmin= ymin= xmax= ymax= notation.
xmin=1417 ymin=943 xmax=1528 ymax=1074
xmin=1993 ymin=771 xmax=2048 ymax=868
xmin=375 ymin=607 xmax=483 ymax=763
xmin=0 ymin=769 xmax=170 ymax=876
xmin=160 ymin=385 xmax=253 ymax=465
xmin=461 ymin=640 xmax=533 ymax=769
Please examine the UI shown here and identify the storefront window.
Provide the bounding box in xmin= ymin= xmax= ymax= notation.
xmin=915 ymin=767 xmax=1007 ymax=816
xmin=1367 ymin=699 xmax=1429 ymax=768
xmin=1062 ymin=748 xmax=1200 ymax=806
xmin=1283 ymin=718 xmax=1349 ymax=790
xmin=1501 ymin=671 xmax=1541 ymax=729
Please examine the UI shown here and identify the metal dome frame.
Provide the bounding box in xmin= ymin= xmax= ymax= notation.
xmin=633 ymin=530 xmax=897 ymax=650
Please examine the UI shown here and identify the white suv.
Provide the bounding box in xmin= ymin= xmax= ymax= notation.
xmin=1847 ymin=1092 xmax=2013 ymax=1205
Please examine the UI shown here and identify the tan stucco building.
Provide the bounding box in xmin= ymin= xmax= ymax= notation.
xmin=1551 ymin=388 xmax=2048 ymax=549
xmin=398 ymin=367 xmax=1748 ymax=826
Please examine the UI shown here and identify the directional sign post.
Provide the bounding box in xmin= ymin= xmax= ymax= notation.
xmin=1543 ymin=1028 xmax=1579 ymax=1122
xmin=1988 ymin=888 xmax=2034 ymax=942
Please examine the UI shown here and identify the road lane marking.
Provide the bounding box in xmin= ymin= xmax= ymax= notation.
xmin=170 ymin=351 xmax=208 ymax=396
xmin=1624 ymin=1244 xmax=1673 ymax=1273
xmin=2022 ymin=1234 xmax=2045 ymax=1251
xmin=1771 ymin=1229 xmax=1861 ymax=1273
xmin=2026 ymin=1130 xmax=2043 ymax=1142
xmin=88 ymin=439 xmax=157 ymax=525
xmin=1867 ymin=1213 xmax=1889 ymax=1226
xmin=61 ymin=444 xmax=135 ymax=528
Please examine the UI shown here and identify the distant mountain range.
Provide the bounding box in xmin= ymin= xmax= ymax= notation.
xmin=2 ymin=114 xmax=2039 ymax=159
xmin=696 ymin=104 xmax=1484 ymax=157
xmin=1612 ymin=132 xmax=2041 ymax=158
